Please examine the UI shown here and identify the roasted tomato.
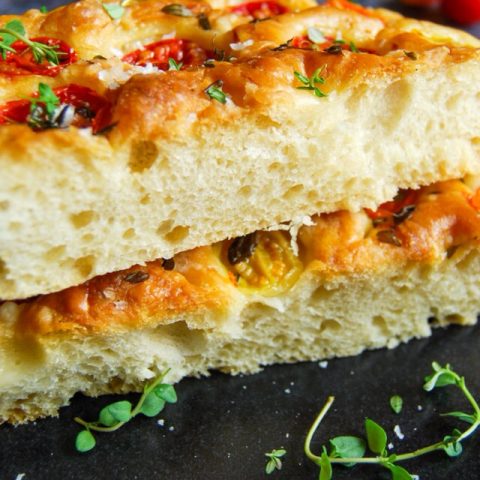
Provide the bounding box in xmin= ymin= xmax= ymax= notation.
xmin=0 ymin=84 xmax=111 ymax=133
xmin=122 ymin=39 xmax=209 ymax=69
xmin=0 ymin=37 xmax=76 ymax=77
xmin=441 ymin=0 xmax=480 ymax=25
xmin=230 ymin=1 xmax=288 ymax=19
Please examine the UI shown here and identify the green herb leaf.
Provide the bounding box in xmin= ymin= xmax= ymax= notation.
xmin=390 ymin=395 xmax=403 ymax=414
xmin=423 ymin=363 xmax=458 ymax=391
xmin=29 ymin=82 xmax=60 ymax=118
xmin=102 ymin=3 xmax=125 ymax=20
xmin=168 ymin=58 xmax=183 ymax=71
xmin=294 ymin=67 xmax=327 ymax=98
xmin=306 ymin=26 xmax=325 ymax=44
xmin=385 ymin=463 xmax=413 ymax=480
xmin=365 ymin=418 xmax=387 ymax=455
xmin=329 ymin=436 xmax=366 ymax=462
xmin=140 ymin=392 xmax=166 ymax=417
xmin=319 ymin=451 xmax=332 ymax=480
xmin=443 ymin=438 xmax=463 ymax=457
xmin=205 ymin=80 xmax=227 ymax=104
xmin=75 ymin=430 xmax=96 ymax=453
xmin=161 ymin=4 xmax=194 ymax=17
xmin=40 ymin=5 xmax=48 ymax=13
xmin=349 ymin=41 xmax=359 ymax=53
xmin=265 ymin=449 xmax=286 ymax=474
xmin=440 ymin=411 xmax=476 ymax=425
xmin=154 ymin=383 xmax=178 ymax=403
xmin=99 ymin=400 xmax=132 ymax=426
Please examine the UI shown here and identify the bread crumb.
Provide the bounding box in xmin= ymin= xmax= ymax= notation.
xmin=387 ymin=442 xmax=394 ymax=450
xmin=157 ymin=419 xmax=165 ymax=426
xmin=169 ymin=426 xmax=174 ymax=431
xmin=15 ymin=475 xmax=26 ymax=480
xmin=417 ymin=405 xmax=423 ymax=411
xmin=319 ymin=361 xmax=328 ymax=369
xmin=284 ymin=388 xmax=291 ymax=394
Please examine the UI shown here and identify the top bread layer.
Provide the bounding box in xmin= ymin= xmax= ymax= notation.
xmin=0 ymin=0 xmax=479 ymax=300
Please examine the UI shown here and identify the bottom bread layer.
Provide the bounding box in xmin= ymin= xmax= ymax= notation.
xmin=1 ymin=243 xmax=479 ymax=423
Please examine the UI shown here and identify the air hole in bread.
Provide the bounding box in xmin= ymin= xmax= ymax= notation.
xmin=123 ymin=228 xmax=136 ymax=240
xmin=310 ymin=285 xmax=336 ymax=303
xmin=472 ymin=137 xmax=480 ymax=147
xmin=0 ymin=200 xmax=9 ymax=211
xmin=9 ymin=222 xmax=21 ymax=232
xmin=74 ymin=255 xmax=95 ymax=277
xmin=446 ymin=92 xmax=463 ymax=110
xmin=238 ymin=185 xmax=252 ymax=197
xmin=140 ymin=194 xmax=151 ymax=205
xmin=372 ymin=315 xmax=389 ymax=335
xmin=319 ymin=319 xmax=341 ymax=333
xmin=454 ymin=248 xmax=478 ymax=271
xmin=70 ymin=210 xmax=95 ymax=229
xmin=129 ymin=140 xmax=159 ymax=173
xmin=82 ymin=233 xmax=95 ymax=243
xmin=157 ymin=219 xmax=174 ymax=235
xmin=382 ymin=79 xmax=412 ymax=131
xmin=0 ymin=258 xmax=7 ymax=276
xmin=283 ymin=184 xmax=304 ymax=201
xmin=165 ymin=225 xmax=190 ymax=243
xmin=268 ymin=162 xmax=281 ymax=173
xmin=44 ymin=245 xmax=66 ymax=261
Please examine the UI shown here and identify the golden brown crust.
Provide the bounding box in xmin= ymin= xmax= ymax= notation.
xmin=11 ymin=178 xmax=480 ymax=337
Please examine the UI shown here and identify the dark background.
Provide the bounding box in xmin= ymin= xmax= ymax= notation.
xmin=0 ymin=1 xmax=479 ymax=479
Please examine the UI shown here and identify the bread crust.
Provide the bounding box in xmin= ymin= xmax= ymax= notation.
xmin=1 ymin=1 xmax=480 ymax=300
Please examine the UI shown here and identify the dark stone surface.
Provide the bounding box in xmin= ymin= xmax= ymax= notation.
xmin=0 ymin=1 xmax=479 ymax=479
xmin=0 ymin=324 xmax=479 ymax=479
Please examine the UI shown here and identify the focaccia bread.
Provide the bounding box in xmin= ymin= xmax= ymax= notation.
xmin=2 ymin=176 xmax=480 ymax=423
xmin=1 ymin=0 xmax=480 ymax=300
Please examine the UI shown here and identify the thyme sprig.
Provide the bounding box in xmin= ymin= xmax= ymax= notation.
xmin=74 ymin=369 xmax=177 ymax=452
xmin=0 ymin=20 xmax=62 ymax=64
xmin=294 ymin=66 xmax=327 ymax=98
xmin=265 ymin=448 xmax=286 ymax=474
xmin=304 ymin=362 xmax=480 ymax=479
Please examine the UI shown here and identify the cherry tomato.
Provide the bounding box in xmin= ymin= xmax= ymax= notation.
xmin=122 ymin=38 xmax=209 ymax=69
xmin=400 ymin=0 xmax=439 ymax=6
xmin=326 ymin=0 xmax=381 ymax=18
xmin=0 ymin=37 xmax=77 ymax=77
xmin=441 ymin=0 xmax=480 ymax=25
xmin=0 ymin=84 xmax=111 ymax=134
xmin=230 ymin=1 xmax=288 ymax=19
xmin=366 ymin=190 xmax=420 ymax=220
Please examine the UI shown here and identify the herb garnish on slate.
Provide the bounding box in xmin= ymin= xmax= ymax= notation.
xmin=303 ymin=362 xmax=480 ymax=479
xmin=74 ymin=370 xmax=177 ymax=452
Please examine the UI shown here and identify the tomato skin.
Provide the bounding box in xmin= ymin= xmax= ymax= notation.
xmin=400 ymin=0 xmax=438 ymax=6
xmin=441 ymin=0 xmax=480 ymax=24
xmin=0 ymin=84 xmax=111 ymax=134
xmin=365 ymin=190 xmax=419 ymax=220
xmin=122 ymin=39 xmax=209 ymax=69
xmin=230 ymin=1 xmax=288 ymax=19
xmin=0 ymin=37 xmax=77 ymax=77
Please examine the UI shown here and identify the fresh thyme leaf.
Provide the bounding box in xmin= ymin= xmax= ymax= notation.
xmin=205 ymin=80 xmax=227 ymax=104
xmin=324 ymin=44 xmax=343 ymax=55
xmin=161 ymin=4 xmax=194 ymax=17
xmin=140 ymin=392 xmax=166 ymax=417
xmin=102 ymin=3 xmax=125 ymax=20
xmin=264 ymin=449 xmax=286 ymax=474
xmin=404 ymin=51 xmax=417 ymax=60
xmin=390 ymin=395 xmax=403 ymax=414
xmin=154 ymin=383 xmax=178 ymax=403
xmin=365 ymin=418 xmax=387 ymax=455
xmin=385 ymin=463 xmax=413 ymax=480
xmin=423 ymin=363 xmax=457 ymax=391
xmin=306 ymin=26 xmax=325 ymax=44
xmin=99 ymin=400 xmax=132 ymax=426
xmin=294 ymin=67 xmax=327 ymax=98
xmin=319 ymin=450 xmax=332 ymax=480
xmin=40 ymin=6 xmax=48 ymax=13
xmin=329 ymin=436 xmax=366 ymax=460
xmin=333 ymin=39 xmax=346 ymax=45
xmin=443 ymin=438 xmax=463 ymax=457
xmin=349 ymin=41 xmax=359 ymax=53
xmin=75 ymin=430 xmax=96 ymax=453
xmin=168 ymin=57 xmax=183 ymax=71
xmin=31 ymin=83 xmax=60 ymax=116
xmin=441 ymin=411 xmax=476 ymax=425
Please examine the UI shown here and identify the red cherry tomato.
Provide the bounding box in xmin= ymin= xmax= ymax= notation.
xmin=0 ymin=37 xmax=77 ymax=77
xmin=365 ymin=190 xmax=420 ymax=220
xmin=122 ymin=39 xmax=209 ymax=69
xmin=230 ymin=1 xmax=288 ymax=19
xmin=0 ymin=84 xmax=111 ymax=134
xmin=441 ymin=0 xmax=480 ymax=25
xmin=400 ymin=0 xmax=439 ymax=6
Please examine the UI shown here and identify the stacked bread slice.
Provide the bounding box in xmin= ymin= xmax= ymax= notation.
xmin=0 ymin=0 xmax=479 ymax=423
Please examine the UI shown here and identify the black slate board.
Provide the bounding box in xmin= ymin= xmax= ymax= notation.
xmin=1 ymin=1 xmax=480 ymax=479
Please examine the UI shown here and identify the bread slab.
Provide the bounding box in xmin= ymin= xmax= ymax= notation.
xmin=2 ymin=177 xmax=480 ymax=422
xmin=1 ymin=1 xmax=480 ymax=300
